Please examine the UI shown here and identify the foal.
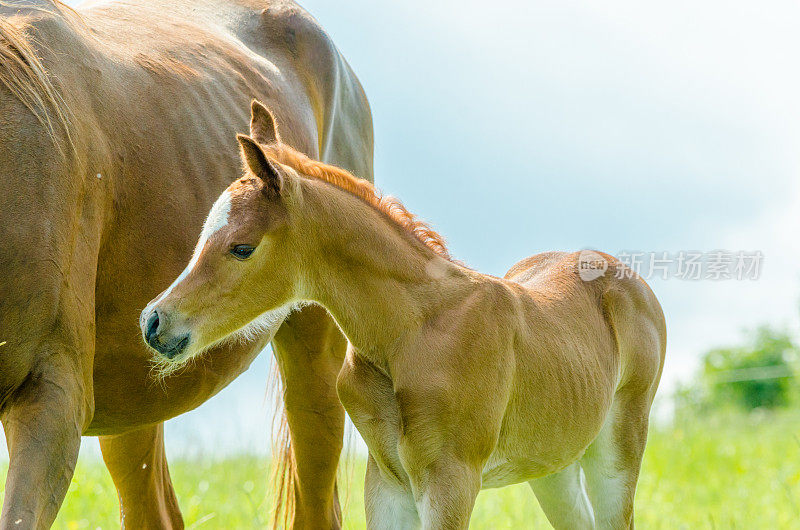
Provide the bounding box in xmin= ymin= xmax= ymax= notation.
xmin=142 ymin=102 xmax=666 ymax=529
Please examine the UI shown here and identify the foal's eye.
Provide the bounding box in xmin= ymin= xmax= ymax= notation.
xmin=230 ymin=244 xmax=256 ymax=260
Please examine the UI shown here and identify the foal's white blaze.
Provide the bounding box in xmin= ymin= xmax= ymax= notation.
xmin=150 ymin=190 xmax=232 ymax=307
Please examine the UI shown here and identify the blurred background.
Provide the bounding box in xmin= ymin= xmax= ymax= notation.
xmin=130 ymin=0 xmax=800 ymax=456
xmin=34 ymin=0 xmax=800 ymax=527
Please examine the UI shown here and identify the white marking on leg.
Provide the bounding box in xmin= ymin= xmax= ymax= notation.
xmin=529 ymin=462 xmax=596 ymax=529
xmin=577 ymin=465 xmax=594 ymax=521
xmin=368 ymin=484 xmax=419 ymax=530
xmin=581 ymin=403 xmax=629 ymax=527
xmin=417 ymin=491 xmax=433 ymax=529
xmin=365 ymin=459 xmax=420 ymax=530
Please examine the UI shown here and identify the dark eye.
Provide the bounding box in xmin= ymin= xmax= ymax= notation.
xmin=230 ymin=244 xmax=256 ymax=260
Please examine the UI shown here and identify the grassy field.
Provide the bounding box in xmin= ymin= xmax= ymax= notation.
xmin=4 ymin=410 xmax=798 ymax=529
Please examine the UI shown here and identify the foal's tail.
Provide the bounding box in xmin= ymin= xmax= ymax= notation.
xmin=269 ymin=362 xmax=296 ymax=529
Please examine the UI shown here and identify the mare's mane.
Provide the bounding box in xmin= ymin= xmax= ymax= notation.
xmin=264 ymin=143 xmax=452 ymax=261
xmin=0 ymin=1 xmax=77 ymax=154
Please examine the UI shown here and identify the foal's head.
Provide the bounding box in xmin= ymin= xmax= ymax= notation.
xmin=140 ymin=101 xmax=304 ymax=365
xmin=141 ymin=100 xmax=450 ymax=367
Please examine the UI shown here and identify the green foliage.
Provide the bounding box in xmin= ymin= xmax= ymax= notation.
xmin=681 ymin=325 xmax=798 ymax=415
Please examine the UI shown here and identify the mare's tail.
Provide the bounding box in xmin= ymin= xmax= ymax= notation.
xmin=269 ymin=362 xmax=296 ymax=529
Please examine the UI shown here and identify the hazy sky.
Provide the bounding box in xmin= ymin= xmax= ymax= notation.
xmin=308 ymin=0 xmax=800 ymax=386
xmin=60 ymin=0 xmax=800 ymax=455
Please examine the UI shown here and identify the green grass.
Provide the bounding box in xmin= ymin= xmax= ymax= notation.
xmin=3 ymin=410 xmax=798 ymax=529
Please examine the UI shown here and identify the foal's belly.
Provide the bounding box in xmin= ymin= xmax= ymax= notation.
xmin=359 ymin=425 xmax=591 ymax=491
xmin=480 ymin=395 xmax=610 ymax=488
xmin=354 ymin=407 xmax=595 ymax=492
xmin=480 ymin=449 xmax=581 ymax=489
xmin=481 ymin=453 xmax=553 ymax=489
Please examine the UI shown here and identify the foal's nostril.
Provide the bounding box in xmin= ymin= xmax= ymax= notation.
xmin=144 ymin=310 xmax=160 ymax=345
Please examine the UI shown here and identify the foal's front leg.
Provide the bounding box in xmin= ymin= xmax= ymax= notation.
xmin=337 ymin=349 xmax=419 ymax=528
xmin=396 ymin=399 xmax=488 ymax=529
xmin=364 ymin=455 xmax=420 ymax=530
xmin=394 ymin=372 xmax=505 ymax=529
xmin=407 ymin=455 xmax=483 ymax=530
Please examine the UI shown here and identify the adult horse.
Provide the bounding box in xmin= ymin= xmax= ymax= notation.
xmin=0 ymin=0 xmax=372 ymax=528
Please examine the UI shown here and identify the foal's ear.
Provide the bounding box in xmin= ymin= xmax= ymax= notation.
xmin=237 ymin=134 xmax=283 ymax=196
xmin=249 ymin=100 xmax=280 ymax=145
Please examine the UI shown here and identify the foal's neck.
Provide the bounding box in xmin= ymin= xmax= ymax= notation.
xmin=297 ymin=180 xmax=477 ymax=365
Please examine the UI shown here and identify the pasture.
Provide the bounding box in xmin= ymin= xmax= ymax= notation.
xmin=16 ymin=410 xmax=798 ymax=529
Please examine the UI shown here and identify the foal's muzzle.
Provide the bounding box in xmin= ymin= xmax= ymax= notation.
xmin=140 ymin=307 xmax=190 ymax=359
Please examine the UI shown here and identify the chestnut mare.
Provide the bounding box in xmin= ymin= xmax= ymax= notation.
xmin=145 ymin=104 xmax=666 ymax=529
xmin=0 ymin=1 xmax=371 ymax=528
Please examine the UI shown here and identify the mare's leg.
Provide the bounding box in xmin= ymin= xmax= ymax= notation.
xmin=580 ymin=388 xmax=651 ymax=530
xmin=528 ymin=462 xmax=595 ymax=529
xmin=0 ymin=354 xmax=91 ymax=529
xmin=99 ymin=423 xmax=183 ymax=529
xmin=364 ymin=455 xmax=420 ymax=530
xmin=272 ymin=304 xmax=347 ymax=529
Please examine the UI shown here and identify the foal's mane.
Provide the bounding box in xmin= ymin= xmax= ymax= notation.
xmin=264 ymin=144 xmax=452 ymax=261
xmin=0 ymin=1 xmax=77 ymax=154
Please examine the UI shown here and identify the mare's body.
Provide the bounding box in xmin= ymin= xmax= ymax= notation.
xmin=0 ymin=1 xmax=372 ymax=527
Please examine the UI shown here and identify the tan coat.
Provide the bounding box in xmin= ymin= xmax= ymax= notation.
xmin=0 ymin=2 xmax=372 ymax=528
xmin=149 ymin=106 xmax=666 ymax=529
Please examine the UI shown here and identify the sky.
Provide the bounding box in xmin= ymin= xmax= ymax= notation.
xmin=60 ymin=0 xmax=800 ymax=456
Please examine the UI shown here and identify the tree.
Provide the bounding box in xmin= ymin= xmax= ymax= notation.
xmin=698 ymin=326 xmax=797 ymax=411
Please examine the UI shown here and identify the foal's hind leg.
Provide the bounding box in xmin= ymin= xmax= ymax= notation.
xmin=529 ymin=462 xmax=595 ymax=529
xmin=99 ymin=423 xmax=183 ymax=529
xmin=580 ymin=389 xmax=652 ymax=529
